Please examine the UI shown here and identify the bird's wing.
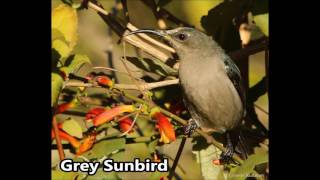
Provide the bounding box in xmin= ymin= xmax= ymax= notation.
xmin=223 ymin=56 xmax=246 ymax=114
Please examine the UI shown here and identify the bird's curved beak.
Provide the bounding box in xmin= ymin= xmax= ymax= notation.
xmin=123 ymin=29 xmax=171 ymax=41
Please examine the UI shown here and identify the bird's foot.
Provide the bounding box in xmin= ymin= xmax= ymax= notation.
xmin=220 ymin=147 xmax=235 ymax=164
xmin=183 ymin=119 xmax=199 ymax=136
xmin=219 ymin=133 xmax=236 ymax=164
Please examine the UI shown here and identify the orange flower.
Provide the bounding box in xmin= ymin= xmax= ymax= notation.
xmin=153 ymin=153 xmax=161 ymax=163
xmin=76 ymin=133 xmax=96 ymax=156
xmin=96 ymin=76 xmax=113 ymax=87
xmin=119 ymin=117 xmax=134 ymax=133
xmin=160 ymin=176 xmax=168 ymax=180
xmin=152 ymin=111 xmax=176 ymax=144
xmin=93 ymin=105 xmax=135 ymax=126
xmin=51 ymin=129 xmax=80 ymax=148
xmin=212 ymin=159 xmax=221 ymax=165
xmin=85 ymin=107 xmax=106 ymax=120
xmin=55 ymin=100 xmax=76 ymax=114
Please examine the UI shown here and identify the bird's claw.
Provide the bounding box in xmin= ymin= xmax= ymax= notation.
xmin=183 ymin=119 xmax=198 ymax=136
xmin=220 ymin=148 xmax=234 ymax=164
xmin=219 ymin=135 xmax=236 ymax=164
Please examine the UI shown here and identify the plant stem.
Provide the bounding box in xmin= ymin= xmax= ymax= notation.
xmin=126 ymin=23 xmax=175 ymax=53
xmin=88 ymin=1 xmax=175 ymax=58
xmin=120 ymin=0 xmax=130 ymax=22
xmin=63 ymin=81 xmax=244 ymax=164
xmin=115 ymin=89 xmax=244 ymax=164
xmin=52 ymin=116 xmax=65 ymax=160
xmin=64 ymin=79 xmax=179 ymax=90
xmin=89 ymin=0 xmax=175 ymax=53
xmin=115 ymin=79 xmax=179 ymax=90
xmin=140 ymin=0 xmax=193 ymax=27
xmin=168 ymin=136 xmax=187 ymax=180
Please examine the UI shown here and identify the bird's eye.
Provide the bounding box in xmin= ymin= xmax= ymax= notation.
xmin=175 ymin=33 xmax=187 ymax=41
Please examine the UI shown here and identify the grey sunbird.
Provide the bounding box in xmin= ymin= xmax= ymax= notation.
xmin=125 ymin=27 xmax=248 ymax=163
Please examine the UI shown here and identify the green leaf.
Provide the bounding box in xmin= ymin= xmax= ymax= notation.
xmin=153 ymin=88 xmax=166 ymax=100
xmin=151 ymin=85 xmax=182 ymax=104
xmin=86 ymin=169 xmax=121 ymax=180
xmin=66 ymin=54 xmax=91 ymax=74
xmin=254 ymin=13 xmax=268 ymax=36
xmin=52 ymin=170 xmax=78 ymax=180
xmin=191 ymin=136 xmax=211 ymax=151
xmin=84 ymin=138 xmax=126 ymax=159
xmin=125 ymin=56 xmax=178 ymax=77
xmin=229 ymin=152 xmax=268 ymax=180
xmin=61 ymin=0 xmax=83 ymax=9
xmin=61 ymin=0 xmax=73 ymax=6
xmin=254 ymin=144 xmax=268 ymax=154
xmin=52 ymin=4 xmax=78 ymax=49
xmin=166 ymin=0 xmax=223 ymax=30
xmin=52 ymin=48 xmax=61 ymax=69
xmin=52 ymin=73 xmax=64 ymax=107
xmin=72 ymin=3 xmax=82 ymax=9
xmin=192 ymin=143 xmax=226 ymax=180
xmin=52 ymin=28 xmax=66 ymax=42
xmin=149 ymin=171 xmax=166 ymax=180
xmin=147 ymin=139 xmax=158 ymax=154
xmin=136 ymin=117 xmax=156 ymax=137
xmin=62 ymin=118 xmax=83 ymax=138
xmin=52 ymin=39 xmax=72 ymax=59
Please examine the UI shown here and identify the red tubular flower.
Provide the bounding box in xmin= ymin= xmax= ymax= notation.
xmin=76 ymin=133 xmax=96 ymax=156
xmin=119 ymin=117 xmax=134 ymax=133
xmin=96 ymin=76 xmax=113 ymax=87
xmin=51 ymin=129 xmax=81 ymax=148
xmin=152 ymin=111 xmax=176 ymax=144
xmin=85 ymin=107 xmax=106 ymax=120
xmin=93 ymin=105 xmax=135 ymax=126
xmin=160 ymin=176 xmax=168 ymax=180
xmin=55 ymin=100 xmax=76 ymax=114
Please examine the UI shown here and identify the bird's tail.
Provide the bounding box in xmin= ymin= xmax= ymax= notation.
xmin=230 ymin=128 xmax=249 ymax=160
xmin=236 ymin=130 xmax=249 ymax=160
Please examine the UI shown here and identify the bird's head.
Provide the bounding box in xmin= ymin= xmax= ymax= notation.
xmin=125 ymin=27 xmax=214 ymax=55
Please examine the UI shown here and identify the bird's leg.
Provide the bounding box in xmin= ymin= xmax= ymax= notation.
xmin=183 ymin=118 xmax=199 ymax=136
xmin=220 ymin=132 xmax=236 ymax=164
